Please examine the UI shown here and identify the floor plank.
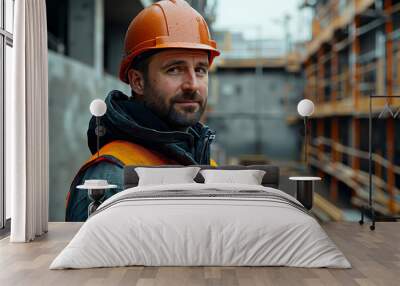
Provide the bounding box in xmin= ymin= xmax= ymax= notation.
xmin=0 ymin=222 xmax=399 ymax=286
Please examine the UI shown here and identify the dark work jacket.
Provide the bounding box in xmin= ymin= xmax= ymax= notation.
xmin=87 ymin=90 xmax=216 ymax=165
xmin=66 ymin=90 xmax=216 ymax=221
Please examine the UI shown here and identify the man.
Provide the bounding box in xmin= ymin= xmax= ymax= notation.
xmin=65 ymin=0 xmax=220 ymax=221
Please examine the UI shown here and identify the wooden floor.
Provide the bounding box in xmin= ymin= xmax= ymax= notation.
xmin=0 ymin=222 xmax=399 ymax=286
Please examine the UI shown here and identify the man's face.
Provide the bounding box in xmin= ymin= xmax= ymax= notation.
xmin=141 ymin=49 xmax=209 ymax=129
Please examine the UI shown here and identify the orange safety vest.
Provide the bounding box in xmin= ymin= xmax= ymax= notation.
xmin=66 ymin=140 xmax=217 ymax=212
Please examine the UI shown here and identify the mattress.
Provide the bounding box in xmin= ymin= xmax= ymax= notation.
xmin=50 ymin=183 xmax=351 ymax=269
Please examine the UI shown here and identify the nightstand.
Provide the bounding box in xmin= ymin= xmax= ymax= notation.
xmin=77 ymin=180 xmax=117 ymax=216
xmin=289 ymin=176 xmax=321 ymax=210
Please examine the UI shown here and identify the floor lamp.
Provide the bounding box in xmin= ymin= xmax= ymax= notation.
xmin=289 ymin=99 xmax=318 ymax=210
xmin=77 ymin=99 xmax=117 ymax=216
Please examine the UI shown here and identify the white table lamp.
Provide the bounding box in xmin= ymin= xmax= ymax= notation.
xmin=297 ymin=99 xmax=315 ymax=166
xmin=89 ymin=99 xmax=107 ymax=159
xmin=90 ymin=99 xmax=107 ymax=117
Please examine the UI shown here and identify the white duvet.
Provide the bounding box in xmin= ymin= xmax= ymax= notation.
xmin=50 ymin=183 xmax=351 ymax=269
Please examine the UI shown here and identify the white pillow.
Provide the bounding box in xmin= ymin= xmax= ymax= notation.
xmin=135 ymin=167 xmax=201 ymax=186
xmin=200 ymin=169 xmax=266 ymax=185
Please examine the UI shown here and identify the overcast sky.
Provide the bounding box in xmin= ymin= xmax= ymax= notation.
xmin=214 ymin=0 xmax=312 ymax=42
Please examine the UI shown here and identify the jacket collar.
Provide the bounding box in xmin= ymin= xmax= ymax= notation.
xmin=87 ymin=90 xmax=215 ymax=164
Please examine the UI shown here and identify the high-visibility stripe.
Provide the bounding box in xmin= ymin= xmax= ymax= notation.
xmin=84 ymin=140 xmax=177 ymax=166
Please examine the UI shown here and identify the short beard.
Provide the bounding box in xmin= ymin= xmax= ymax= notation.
xmin=142 ymin=85 xmax=206 ymax=130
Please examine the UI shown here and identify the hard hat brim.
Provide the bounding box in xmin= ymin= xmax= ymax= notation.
xmin=119 ymin=43 xmax=220 ymax=84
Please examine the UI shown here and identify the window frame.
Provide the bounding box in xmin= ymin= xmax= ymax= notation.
xmin=0 ymin=0 xmax=14 ymax=232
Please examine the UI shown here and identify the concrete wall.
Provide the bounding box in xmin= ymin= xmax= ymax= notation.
xmin=208 ymin=69 xmax=303 ymax=161
xmin=48 ymin=51 xmax=130 ymax=221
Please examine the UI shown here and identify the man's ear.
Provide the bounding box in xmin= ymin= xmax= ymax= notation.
xmin=128 ymin=69 xmax=145 ymax=97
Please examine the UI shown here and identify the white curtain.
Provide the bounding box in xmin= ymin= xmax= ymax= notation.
xmin=7 ymin=0 xmax=49 ymax=242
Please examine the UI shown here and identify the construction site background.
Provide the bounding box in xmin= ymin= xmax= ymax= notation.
xmin=43 ymin=0 xmax=400 ymax=222
xmin=297 ymin=0 xmax=400 ymax=221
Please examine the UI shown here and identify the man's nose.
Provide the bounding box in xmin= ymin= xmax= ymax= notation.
xmin=181 ymin=69 xmax=199 ymax=91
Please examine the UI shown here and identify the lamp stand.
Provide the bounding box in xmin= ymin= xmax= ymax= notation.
xmin=304 ymin=116 xmax=308 ymax=168
xmin=95 ymin=116 xmax=106 ymax=158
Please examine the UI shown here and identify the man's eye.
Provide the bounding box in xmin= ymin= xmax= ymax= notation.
xmin=167 ymin=67 xmax=181 ymax=74
xmin=196 ymin=67 xmax=208 ymax=75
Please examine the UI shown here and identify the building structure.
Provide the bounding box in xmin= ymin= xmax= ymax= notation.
xmin=300 ymin=0 xmax=400 ymax=216
xmin=208 ymin=30 xmax=304 ymax=163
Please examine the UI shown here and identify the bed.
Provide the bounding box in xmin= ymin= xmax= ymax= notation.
xmin=50 ymin=165 xmax=351 ymax=269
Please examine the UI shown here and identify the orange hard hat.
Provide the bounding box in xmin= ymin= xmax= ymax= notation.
xmin=119 ymin=0 xmax=220 ymax=83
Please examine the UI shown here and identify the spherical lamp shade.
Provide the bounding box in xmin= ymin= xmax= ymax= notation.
xmin=297 ymin=99 xmax=315 ymax=117
xmin=90 ymin=99 xmax=107 ymax=117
